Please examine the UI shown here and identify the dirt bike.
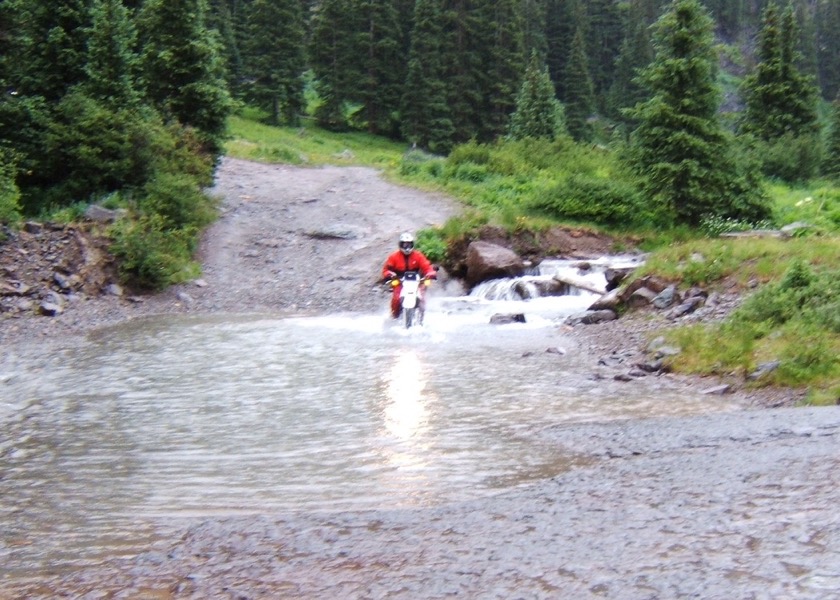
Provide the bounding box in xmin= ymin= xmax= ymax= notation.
xmin=391 ymin=270 xmax=431 ymax=329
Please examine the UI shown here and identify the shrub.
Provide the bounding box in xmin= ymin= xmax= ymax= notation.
xmin=0 ymin=150 xmax=22 ymax=226
xmin=754 ymin=133 xmax=823 ymax=183
xmin=109 ymin=214 xmax=197 ymax=290
xmin=138 ymin=173 xmax=218 ymax=231
xmin=447 ymin=142 xmax=491 ymax=166
xmin=530 ymin=174 xmax=650 ymax=228
xmin=415 ymin=228 xmax=448 ymax=264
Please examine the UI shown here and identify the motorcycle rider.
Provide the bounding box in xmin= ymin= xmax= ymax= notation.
xmin=382 ymin=232 xmax=437 ymax=319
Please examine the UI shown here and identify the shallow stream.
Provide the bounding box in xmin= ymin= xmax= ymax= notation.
xmin=0 ymin=259 xmax=745 ymax=579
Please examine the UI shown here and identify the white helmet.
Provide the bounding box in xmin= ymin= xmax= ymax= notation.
xmin=398 ymin=232 xmax=415 ymax=255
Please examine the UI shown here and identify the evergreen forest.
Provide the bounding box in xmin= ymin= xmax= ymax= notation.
xmin=1 ymin=0 xmax=839 ymax=400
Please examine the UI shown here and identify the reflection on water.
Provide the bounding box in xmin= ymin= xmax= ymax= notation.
xmin=1 ymin=288 xmax=743 ymax=577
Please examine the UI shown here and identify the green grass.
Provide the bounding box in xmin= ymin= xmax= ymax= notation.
xmin=226 ymin=111 xmax=406 ymax=169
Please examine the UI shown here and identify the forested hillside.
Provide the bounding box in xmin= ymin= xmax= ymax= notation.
xmin=2 ymin=0 xmax=840 ymax=240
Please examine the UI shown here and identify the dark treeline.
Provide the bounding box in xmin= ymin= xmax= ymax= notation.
xmin=2 ymin=0 xmax=840 ymax=240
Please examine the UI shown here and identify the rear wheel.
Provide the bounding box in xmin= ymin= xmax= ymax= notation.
xmin=404 ymin=307 xmax=415 ymax=329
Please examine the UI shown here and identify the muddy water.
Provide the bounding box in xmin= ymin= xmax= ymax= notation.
xmin=0 ymin=276 xmax=751 ymax=584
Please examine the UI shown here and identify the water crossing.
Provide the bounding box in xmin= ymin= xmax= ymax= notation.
xmin=1 ymin=256 xmax=746 ymax=578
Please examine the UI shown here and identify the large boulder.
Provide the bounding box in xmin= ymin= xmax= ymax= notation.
xmin=465 ymin=241 xmax=525 ymax=287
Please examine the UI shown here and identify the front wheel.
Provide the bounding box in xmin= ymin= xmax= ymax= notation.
xmin=404 ymin=307 xmax=415 ymax=329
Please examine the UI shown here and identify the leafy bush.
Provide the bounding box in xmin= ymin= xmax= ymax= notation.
xmin=752 ymin=133 xmax=823 ymax=183
xmin=448 ymin=162 xmax=491 ymax=183
xmin=447 ymin=142 xmax=491 ymax=166
xmin=0 ymin=150 xmax=22 ymax=226
xmin=139 ymin=173 xmax=218 ymax=231
xmin=732 ymin=260 xmax=839 ymax=331
xmin=415 ymin=228 xmax=448 ymax=264
xmin=109 ymin=214 xmax=198 ymax=290
xmin=530 ymin=174 xmax=649 ymax=227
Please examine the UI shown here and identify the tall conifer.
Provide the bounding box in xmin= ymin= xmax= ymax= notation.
xmin=478 ymin=0 xmax=525 ymax=141
xmin=137 ymin=0 xmax=232 ymax=155
xmin=627 ymin=0 xmax=769 ymax=225
xmin=816 ymin=0 xmax=840 ymax=100
xmin=357 ymin=0 xmax=405 ymax=136
xmin=740 ymin=2 xmax=819 ymax=140
xmin=401 ymin=0 xmax=454 ymax=153
xmin=824 ymin=96 xmax=840 ymax=180
xmin=508 ymin=52 xmax=564 ymax=141
xmin=9 ymin=0 xmax=91 ymax=101
xmin=563 ymin=28 xmax=594 ymax=141
xmin=606 ymin=3 xmax=654 ymax=123
xmin=242 ymin=0 xmax=306 ymax=125
xmin=441 ymin=0 xmax=484 ymax=143
xmin=309 ymin=0 xmax=364 ymax=130
xmin=84 ymin=0 xmax=141 ymax=108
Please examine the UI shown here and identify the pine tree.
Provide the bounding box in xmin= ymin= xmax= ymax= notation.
xmin=816 ymin=0 xmax=840 ymax=100
xmin=83 ymin=0 xmax=141 ymax=108
xmin=508 ymin=51 xmax=564 ymax=141
xmin=242 ymin=0 xmax=306 ymax=125
xmin=586 ymin=0 xmax=623 ymax=110
xmin=740 ymin=2 xmax=819 ymax=140
xmin=563 ymin=28 xmax=594 ymax=141
xmin=401 ymin=0 xmax=454 ymax=153
xmin=8 ymin=0 xmax=91 ymax=101
xmin=441 ymin=0 xmax=484 ymax=143
xmin=626 ymin=0 xmax=769 ymax=225
xmin=477 ymin=0 xmax=525 ymax=141
xmin=207 ymin=0 xmax=244 ymax=97
xmin=356 ymin=0 xmax=405 ymax=136
xmin=545 ymin=0 xmax=582 ymax=102
xmin=606 ymin=2 xmax=654 ymax=123
xmin=309 ymin=0 xmax=364 ymax=130
xmin=824 ymin=95 xmax=840 ymax=180
xmin=522 ymin=0 xmax=547 ymax=61
xmin=137 ymin=0 xmax=232 ymax=156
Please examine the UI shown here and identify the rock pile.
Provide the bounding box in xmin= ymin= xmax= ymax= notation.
xmin=0 ymin=221 xmax=118 ymax=318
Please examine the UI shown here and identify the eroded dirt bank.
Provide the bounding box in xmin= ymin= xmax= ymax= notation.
xmin=2 ymin=159 xmax=838 ymax=599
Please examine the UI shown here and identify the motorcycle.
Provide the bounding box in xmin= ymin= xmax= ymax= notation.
xmin=390 ymin=270 xmax=431 ymax=329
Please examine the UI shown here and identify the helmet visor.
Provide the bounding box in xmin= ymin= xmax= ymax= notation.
xmin=399 ymin=241 xmax=414 ymax=251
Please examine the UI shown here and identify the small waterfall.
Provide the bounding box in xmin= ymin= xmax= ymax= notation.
xmin=469 ymin=255 xmax=645 ymax=303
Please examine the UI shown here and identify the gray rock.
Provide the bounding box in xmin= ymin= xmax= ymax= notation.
xmin=305 ymin=225 xmax=364 ymax=240
xmin=39 ymin=301 xmax=64 ymax=316
xmin=23 ymin=221 xmax=43 ymax=234
xmin=565 ymin=309 xmax=617 ymax=325
xmin=604 ymin=267 xmax=633 ymax=291
xmin=465 ymin=241 xmax=525 ymax=287
xmin=105 ymin=283 xmax=124 ymax=297
xmin=588 ymin=288 xmax=621 ymax=311
xmin=84 ymin=205 xmax=126 ymax=223
xmin=780 ymin=221 xmax=810 ymax=235
xmin=626 ymin=287 xmax=657 ymax=308
xmin=489 ymin=313 xmax=526 ymax=325
xmin=652 ymin=285 xmax=679 ymax=309
xmin=667 ymin=296 xmax=705 ymax=319
xmin=748 ymin=360 xmax=781 ymax=381
xmin=702 ymin=384 xmax=732 ymax=395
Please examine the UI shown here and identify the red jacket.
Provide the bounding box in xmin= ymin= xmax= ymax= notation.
xmin=382 ymin=249 xmax=436 ymax=280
